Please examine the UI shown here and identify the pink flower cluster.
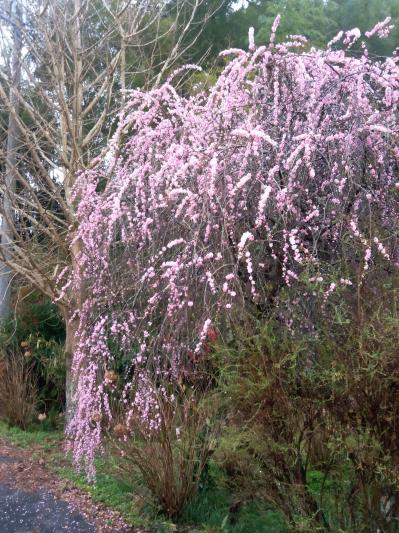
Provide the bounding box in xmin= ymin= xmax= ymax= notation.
xmin=67 ymin=19 xmax=399 ymax=475
xmin=365 ymin=17 xmax=394 ymax=39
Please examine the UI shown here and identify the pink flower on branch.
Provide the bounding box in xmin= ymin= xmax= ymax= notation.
xmin=66 ymin=19 xmax=399 ymax=478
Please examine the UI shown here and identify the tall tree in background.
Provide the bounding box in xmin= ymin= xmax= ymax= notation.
xmin=254 ymin=0 xmax=339 ymax=47
xmin=205 ymin=0 xmax=399 ymax=55
xmin=334 ymin=0 xmax=399 ymax=55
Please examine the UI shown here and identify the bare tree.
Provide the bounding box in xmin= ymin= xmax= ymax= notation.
xmin=0 ymin=0 xmax=211 ymax=422
xmin=0 ymin=0 xmax=21 ymax=316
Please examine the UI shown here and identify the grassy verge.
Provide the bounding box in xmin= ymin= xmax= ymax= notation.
xmin=0 ymin=421 xmax=155 ymax=530
xmin=0 ymin=421 xmax=287 ymax=532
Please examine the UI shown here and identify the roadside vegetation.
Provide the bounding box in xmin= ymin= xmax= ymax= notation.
xmin=0 ymin=2 xmax=398 ymax=532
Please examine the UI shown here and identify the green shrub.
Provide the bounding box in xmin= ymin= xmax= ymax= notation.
xmin=0 ymin=293 xmax=65 ymax=423
xmin=212 ymin=273 xmax=399 ymax=531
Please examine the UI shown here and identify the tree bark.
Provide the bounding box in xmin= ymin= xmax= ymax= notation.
xmin=0 ymin=4 xmax=21 ymax=318
xmin=63 ymin=313 xmax=79 ymax=427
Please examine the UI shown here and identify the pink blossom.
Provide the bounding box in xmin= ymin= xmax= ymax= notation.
xmin=66 ymin=19 xmax=399 ymax=478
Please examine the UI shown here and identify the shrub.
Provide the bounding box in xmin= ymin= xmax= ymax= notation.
xmin=214 ymin=319 xmax=328 ymax=529
xmin=0 ymin=352 xmax=38 ymax=429
xmin=213 ymin=272 xmax=399 ymax=531
xmin=67 ymin=18 xmax=399 ymax=479
xmin=0 ymin=293 xmax=65 ymax=419
xmin=109 ymin=376 xmax=219 ymax=518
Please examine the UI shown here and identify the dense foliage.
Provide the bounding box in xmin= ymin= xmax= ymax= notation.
xmin=0 ymin=294 xmax=65 ymax=428
xmin=189 ymin=0 xmax=399 ymax=62
xmin=214 ymin=273 xmax=399 ymax=529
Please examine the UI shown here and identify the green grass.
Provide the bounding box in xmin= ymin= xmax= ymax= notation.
xmin=180 ymin=462 xmax=288 ymax=532
xmin=0 ymin=421 xmax=287 ymax=532
xmin=0 ymin=420 xmax=62 ymax=449
xmin=0 ymin=421 xmax=151 ymax=528
xmin=181 ymin=487 xmax=287 ymax=532
xmin=52 ymin=460 xmax=150 ymax=528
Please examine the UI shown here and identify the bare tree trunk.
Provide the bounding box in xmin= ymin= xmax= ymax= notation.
xmin=60 ymin=0 xmax=84 ymax=427
xmin=0 ymin=4 xmax=21 ymax=318
xmin=62 ymin=236 xmax=84 ymax=427
xmin=64 ymin=313 xmax=79 ymax=427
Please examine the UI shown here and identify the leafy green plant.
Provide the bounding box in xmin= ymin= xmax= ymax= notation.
xmin=212 ymin=271 xmax=399 ymax=531
xmin=0 ymin=293 xmax=65 ymax=421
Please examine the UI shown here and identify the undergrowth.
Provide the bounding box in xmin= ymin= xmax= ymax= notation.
xmin=0 ymin=421 xmax=284 ymax=532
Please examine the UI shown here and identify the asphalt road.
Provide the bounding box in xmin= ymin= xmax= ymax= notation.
xmin=0 ymin=483 xmax=95 ymax=533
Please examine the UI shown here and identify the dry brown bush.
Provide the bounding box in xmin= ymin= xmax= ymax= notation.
xmin=0 ymin=352 xmax=38 ymax=428
xmin=110 ymin=385 xmax=219 ymax=519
